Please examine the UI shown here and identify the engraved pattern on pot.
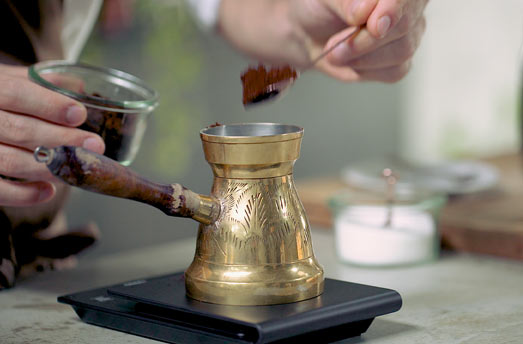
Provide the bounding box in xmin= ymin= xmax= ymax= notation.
xmin=195 ymin=176 xmax=312 ymax=265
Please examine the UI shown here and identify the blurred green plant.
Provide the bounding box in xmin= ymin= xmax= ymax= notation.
xmin=136 ymin=0 xmax=204 ymax=175
xmin=81 ymin=0 xmax=204 ymax=177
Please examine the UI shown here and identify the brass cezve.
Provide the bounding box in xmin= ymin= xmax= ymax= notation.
xmin=35 ymin=123 xmax=324 ymax=306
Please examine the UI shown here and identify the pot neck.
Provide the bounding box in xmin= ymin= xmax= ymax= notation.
xmin=208 ymin=161 xmax=296 ymax=179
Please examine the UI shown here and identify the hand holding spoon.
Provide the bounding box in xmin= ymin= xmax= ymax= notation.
xmin=241 ymin=25 xmax=362 ymax=107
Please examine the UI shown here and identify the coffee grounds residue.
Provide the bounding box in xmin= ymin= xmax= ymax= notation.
xmin=80 ymin=93 xmax=138 ymax=162
xmin=240 ymin=64 xmax=297 ymax=106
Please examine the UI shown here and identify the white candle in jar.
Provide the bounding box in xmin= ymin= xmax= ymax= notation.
xmin=334 ymin=205 xmax=437 ymax=266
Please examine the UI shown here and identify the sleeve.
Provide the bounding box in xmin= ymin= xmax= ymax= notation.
xmin=62 ymin=0 xmax=103 ymax=61
xmin=185 ymin=0 xmax=222 ymax=30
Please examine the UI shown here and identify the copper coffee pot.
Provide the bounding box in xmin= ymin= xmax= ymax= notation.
xmin=35 ymin=123 xmax=323 ymax=306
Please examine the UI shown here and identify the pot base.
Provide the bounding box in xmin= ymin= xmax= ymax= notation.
xmin=185 ymin=256 xmax=324 ymax=305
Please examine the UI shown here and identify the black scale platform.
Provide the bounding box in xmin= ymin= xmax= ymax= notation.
xmin=58 ymin=272 xmax=402 ymax=344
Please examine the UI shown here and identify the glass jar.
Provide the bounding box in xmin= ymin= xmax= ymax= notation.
xmin=29 ymin=60 xmax=158 ymax=166
xmin=328 ymin=189 xmax=447 ymax=267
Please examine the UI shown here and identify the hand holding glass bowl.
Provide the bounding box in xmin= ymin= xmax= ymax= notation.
xmin=29 ymin=60 xmax=158 ymax=166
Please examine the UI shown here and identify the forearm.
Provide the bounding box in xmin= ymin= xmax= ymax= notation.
xmin=217 ymin=0 xmax=310 ymax=66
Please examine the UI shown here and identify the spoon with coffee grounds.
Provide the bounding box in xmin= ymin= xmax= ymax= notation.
xmin=241 ymin=25 xmax=362 ymax=107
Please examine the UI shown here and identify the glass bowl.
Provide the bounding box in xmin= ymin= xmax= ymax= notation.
xmin=29 ymin=60 xmax=158 ymax=166
xmin=328 ymin=189 xmax=447 ymax=267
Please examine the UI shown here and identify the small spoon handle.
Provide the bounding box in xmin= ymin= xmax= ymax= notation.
xmin=306 ymin=25 xmax=362 ymax=70
xmin=382 ymin=168 xmax=398 ymax=228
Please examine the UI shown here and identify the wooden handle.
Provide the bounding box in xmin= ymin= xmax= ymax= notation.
xmin=34 ymin=146 xmax=220 ymax=224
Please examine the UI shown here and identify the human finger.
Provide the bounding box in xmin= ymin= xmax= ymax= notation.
xmin=0 ymin=63 xmax=85 ymax=96
xmin=322 ymin=0 xmax=377 ymax=26
xmin=366 ymin=0 xmax=429 ymax=39
xmin=348 ymin=0 xmax=379 ymax=25
xmin=315 ymin=58 xmax=360 ymax=82
xmin=344 ymin=16 xmax=425 ymax=70
xmin=356 ymin=60 xmax=413 ymax=83
xmin=43 ymin=73 xmax=86 ymax=94
xmin=0 ymin=110 xmax=105 ymax=154
xmin=0 ymin=74 xmax=87 ymax=127
xmin=0 ymin=179 xmax=55 ymax=207
xmin=316 ymin=53 xmax=413 ymax=83
xmin=0 ymin=64 xmax=28 ymax=78
xmin=0 ymin=144 xmax=56 ymax=181
xmin=326 ymin=11 xmax=422 ymax=66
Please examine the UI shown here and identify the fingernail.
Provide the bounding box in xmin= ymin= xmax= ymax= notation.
xmin=66 ymin=105 xmax=85 ymax=125
xmin=331 ymin=43 xmax=351 ymax=64
xmin=83 ymin=137 xmax=105 ymax=154
xmin=378 ymin=16 xmax=391 ymax=38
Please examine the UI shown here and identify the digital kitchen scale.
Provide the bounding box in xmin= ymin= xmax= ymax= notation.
xmin=58 ymin=272 xmax=402 ymax=344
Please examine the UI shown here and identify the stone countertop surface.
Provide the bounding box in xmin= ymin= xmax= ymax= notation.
xmin=2 ymin=229 xmax=523 ymax=344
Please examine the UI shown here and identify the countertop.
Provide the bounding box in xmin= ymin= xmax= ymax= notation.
xmin=2 ymin=229 xmax=523 ymax=344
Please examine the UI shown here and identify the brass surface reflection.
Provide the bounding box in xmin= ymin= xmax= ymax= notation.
xmin=185 ymin=124 xmax=324 ymax=305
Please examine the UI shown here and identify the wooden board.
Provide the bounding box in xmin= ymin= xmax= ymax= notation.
xmin=297 ymin=154 xmax=523 ymax=260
